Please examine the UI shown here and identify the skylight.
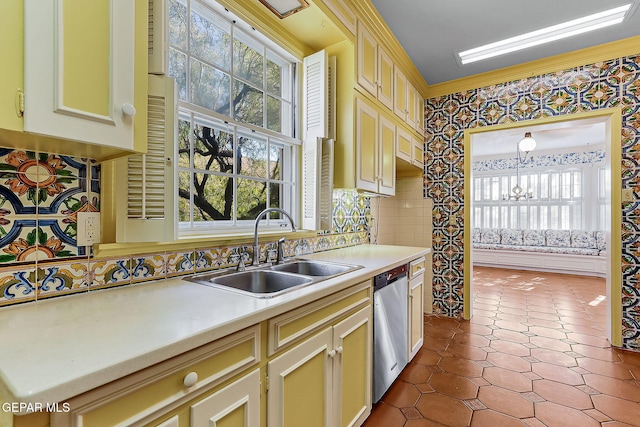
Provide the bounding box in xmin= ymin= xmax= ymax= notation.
xmin=458 ymin=4 xmax=632 ymax=65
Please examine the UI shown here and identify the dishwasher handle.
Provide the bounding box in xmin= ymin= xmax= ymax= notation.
xmin=374 ymin=264 xmax=408 ymax=292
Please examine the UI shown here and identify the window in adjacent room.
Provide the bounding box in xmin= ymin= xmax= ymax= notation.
xmin=472 ymin=167 xmax=597 ymax=230
xmin=168 ymin=0 xmax=299 ymax=235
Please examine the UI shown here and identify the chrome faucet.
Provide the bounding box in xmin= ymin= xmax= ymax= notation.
xmin=252 ymin=208 xmax=296 ymax=266
xmin=276 ymin=237 xmax=286 ymax=265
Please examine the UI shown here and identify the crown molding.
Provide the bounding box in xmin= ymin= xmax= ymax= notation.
xmin=425 ymin=36 xmax=640 ymax=98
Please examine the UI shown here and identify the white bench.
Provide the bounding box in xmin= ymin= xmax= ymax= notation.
xmin=472 ymin=228 xmax=606 ymax=277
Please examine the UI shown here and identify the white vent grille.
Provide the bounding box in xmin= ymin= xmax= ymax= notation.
xmin=319 ymin=139 xmax=334 ymax=229
xmin=303 ymin=141 xmax=318 ymax=220
xmin=148 ymin=0 xmax=154 ymax=56
xmin=127 ymin=94 xmax=167 ymax=219
xmin=302 ymin=50 xmax=335 ymax=230
xmin=327 ymin=55 xmax=336 ymax=140
xmin=148 ymin=0 xmax=167 ymax=74
xmin=303 ymin=50 xmax=327 ymax=141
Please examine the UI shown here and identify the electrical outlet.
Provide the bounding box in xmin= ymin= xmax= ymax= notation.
xmin=77 ymin=212 xmax=101 ymax=246
xmin=622 ymin=188 xmax=634 ymax=203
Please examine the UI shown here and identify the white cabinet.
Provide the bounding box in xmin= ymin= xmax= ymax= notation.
xmin=412 ymin=135 xmax=425 ymax=169
xmin=393 ymin=66 xmax=424 ymax=135
xmin=267 ymin=306 xmax=371 ymax=427
xmin=355 ymin=98 xmax=395 ymax=196
xmin=396 ymin=127 xmax=424 ymax=170
xmin=23 ymin=0 xmax=143 ymax=153
xmin=190 ymin=369 xmax=261 ymax=427
xmin=408 ymin=257 xmax=426 ymax=360
xmin=357 ymin=21 xmax=394 ymax=110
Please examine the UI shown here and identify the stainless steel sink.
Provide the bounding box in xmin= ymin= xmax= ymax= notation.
xmin=185 ymin=259 xmax=362 ymax=298
xmin=270 ymin=260 xmax=354 ymax=276
xmin=187 ymin=270 xmax=313 ymax=298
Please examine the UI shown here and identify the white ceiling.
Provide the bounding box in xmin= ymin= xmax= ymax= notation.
xmin=471 ymin=118 xmax=607 ymax=158
xmin=370 ymin=0 xmax=640 ymax=85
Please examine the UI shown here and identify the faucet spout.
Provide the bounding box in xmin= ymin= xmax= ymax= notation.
xmin=252 ymin=208 xmax=296 ymax=266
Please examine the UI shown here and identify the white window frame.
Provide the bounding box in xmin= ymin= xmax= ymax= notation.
xmin=168 ymin=0 xmax=301 ymax=236
xmin=472 ymin=164 xmax=604 ymax=231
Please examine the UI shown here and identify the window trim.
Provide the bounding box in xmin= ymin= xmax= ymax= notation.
xmin=472 ymin=163 xmax=605 ymax=231
xmin=168 ymin=0 xmax=302 ymax=237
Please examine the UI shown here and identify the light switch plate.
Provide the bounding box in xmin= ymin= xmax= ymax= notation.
xmin=77 ymin=212 xmax=101 ymax=246
xmin=622 ymin=188 xmax=634 ymax=203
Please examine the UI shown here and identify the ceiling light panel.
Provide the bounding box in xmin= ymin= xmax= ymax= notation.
xmin=458 ymin=4 xmax=632 ymax=65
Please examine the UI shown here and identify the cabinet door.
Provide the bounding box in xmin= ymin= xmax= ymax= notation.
xmin=393 ymin=67 xmax=407 ymax=121
xmin=333 ymin=307 xmax=372 ymax=427
xmin=356 ymin=22 xmax=378 ymax=97
xmin=406 ymin=82 xmax=417 ymax=129
xmin=355 ymin=98 xmax=379 ymax=193
xmin=412 ymin=136 xmax=424 ymax=168
xmin=396 ymin=127 xmax=412 ymax=164
xmin=416 ymin=93 xmax=425 ymax=134
xmin=268 ymin=328 xmax=333 ymax=427
xmin=24 ymin=0 xmax=138 ymax=150
xmin=191 ymin=369 xmax=261 ymax=427
xmin=378 ymin=115 xmax=396 ymax=196
xmin=408 ymin=274 xmax=425 ymax=360
xmin=377 ymin=47 xmax=394 ymax=110
xmin=0 ymin=1 xmax=23 ymax=132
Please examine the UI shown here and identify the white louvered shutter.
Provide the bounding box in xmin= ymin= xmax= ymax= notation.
xmin=115 ymin=75 xmax=176 ymax=242
xmin=302 ymin=51 xmax=335 ymax=230
xmin=148 ymin=0 xmax=168 ymax=75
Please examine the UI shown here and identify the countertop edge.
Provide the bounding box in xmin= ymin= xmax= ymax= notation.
xmin=2 ymin=245 xmax=431 ymax=407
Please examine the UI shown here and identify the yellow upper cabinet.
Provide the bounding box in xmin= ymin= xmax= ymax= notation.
xmin=0 ymin=1 xmax=24 ymax=133
xmin=355 ymin=97 xmax=395 ymax=196
xmin=0 ymin=0 xmax=147 ymax=160
xmin=357 ymin=21 xmax=393 ymax=111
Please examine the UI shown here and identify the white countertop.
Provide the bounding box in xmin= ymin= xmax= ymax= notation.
xmin=0 ymin=244 xmax=429 ymax=406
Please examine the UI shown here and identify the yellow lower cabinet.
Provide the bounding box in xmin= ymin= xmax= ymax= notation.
xmin=267 ymin=306 xmax=371 ymax=427
xmin=408 ymin=258 xmax=426 ymax=360
xmin=51 ymin=326 xmax=260 ymax=427
xmin=268 ymin=328 xmax=333 ymax=427
xmin=190 ymin=369 xmax=260 ymax=427
xmin=333 ymin=306 xmax=371 ymax=427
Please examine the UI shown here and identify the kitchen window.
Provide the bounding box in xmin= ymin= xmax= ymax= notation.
xmin=168 ymin=0 xmax=299 ymax=234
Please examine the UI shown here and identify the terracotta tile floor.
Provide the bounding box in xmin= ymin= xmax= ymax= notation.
xmin=363 ymin=267 xmax=640 ymax=427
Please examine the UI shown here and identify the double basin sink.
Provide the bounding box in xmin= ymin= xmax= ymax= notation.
xmin=185 ymin=260 xmax=362 ymax=298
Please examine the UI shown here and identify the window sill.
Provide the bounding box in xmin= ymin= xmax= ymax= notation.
xmin=93 ymin=230 xmax=320 ymax=259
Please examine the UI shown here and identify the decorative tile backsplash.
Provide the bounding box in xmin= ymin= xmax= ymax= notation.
xmin=0 ymin=149 xmax=98 ymax=265
xmin=424 ymin=54 xmax=640 ymax=351
xmin=0 ymin=173 xmax=371 ymax=306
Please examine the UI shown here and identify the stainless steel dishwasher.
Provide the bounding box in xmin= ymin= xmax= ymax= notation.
xmin=372 ymin=263 xmax=408 ymax=403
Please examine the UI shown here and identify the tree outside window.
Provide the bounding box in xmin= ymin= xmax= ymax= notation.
xmin=168 ymin=0 xmax=297 ymax=231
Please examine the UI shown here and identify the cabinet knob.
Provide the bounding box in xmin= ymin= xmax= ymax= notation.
xmin=121 ymin=103 xmax=137 ymax=117
xmin=183 ymin=371 xmax=198 ymax=388
xmin=328 ymin=349 xmax=337 ymax=358
xmin=336 ymin=346 xmax=343 ymax=355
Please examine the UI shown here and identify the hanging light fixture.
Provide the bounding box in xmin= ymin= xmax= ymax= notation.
xmin=518 ymin=132 xmax=537 ymax=157
xmin=503 ymin=132 xmax=536 ymax=201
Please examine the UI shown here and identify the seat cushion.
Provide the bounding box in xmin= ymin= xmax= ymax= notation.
xmin=571 ymin=230 xmax=596 ymax=249
xmin=481 ymin=228 xmax=501 ymax=244
xmin=546 ymin=229 xmax=571 ymax=247
xmin=595 ymin=230 xmax=606 ymax=251
xmin=501 ymin=228 xmax=524 ymax=245
xmin=523 ymin=230 xmax=545 ymax=246
xmin=472 ymin=228 xmax=482 ymax=244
